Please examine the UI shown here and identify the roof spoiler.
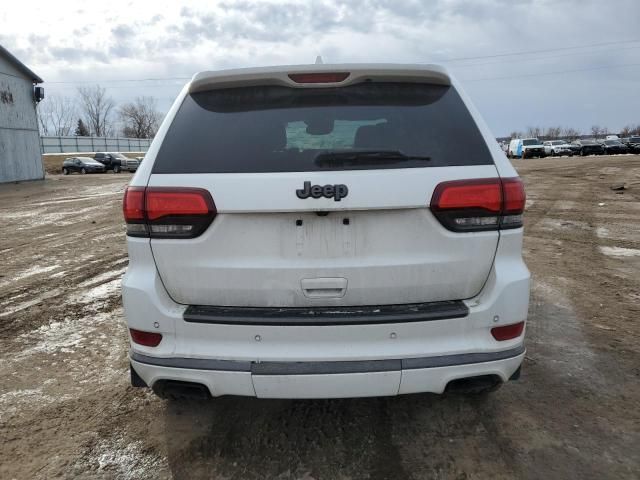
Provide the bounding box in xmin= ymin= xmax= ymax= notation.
xmin=189 ymin=63 xmax=451 ymax=93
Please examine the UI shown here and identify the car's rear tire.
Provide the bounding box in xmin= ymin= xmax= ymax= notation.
xmin=62 ymin=168 xmax=69 ymax=175
xmin=113 ymin=165 xmax=121 ymax=173
xmin=81 ymin=168 xmax=87 ymax=174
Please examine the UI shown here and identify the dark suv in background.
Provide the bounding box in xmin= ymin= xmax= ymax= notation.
xmin=601 ymin=139 xmax=629 ymax=155
xmin=622 ymin=136 xmax=640 ymax=153
xmin=94 ymin=152 xmax=132 ymax=173
xmin=571 ymin=140 xmax=605 ymax=156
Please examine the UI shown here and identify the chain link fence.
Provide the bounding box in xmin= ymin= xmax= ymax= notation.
xmin=41 ymin=136 xmax=151 ymax=154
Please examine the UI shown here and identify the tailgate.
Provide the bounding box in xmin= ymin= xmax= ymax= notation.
xmin=148 ymin=165 xmax=500 ymax=307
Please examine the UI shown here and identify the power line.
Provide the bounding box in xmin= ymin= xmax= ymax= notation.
xmin=449 ymin=45 xmax=640 ymax=69
xmin=47 ymin=77 xmax=191 ymax=85
xmin=465 ymin=62 xmax=640 ymax=82
xmin=440 ymin=38 xmax=640 ymax=63
xmin=42 ymin=38 xmax=640 ymax=85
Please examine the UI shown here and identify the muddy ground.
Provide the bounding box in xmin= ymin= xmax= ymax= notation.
xmin=1 ymin=156 xmax=639 ymax=479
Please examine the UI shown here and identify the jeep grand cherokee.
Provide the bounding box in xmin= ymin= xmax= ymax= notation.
xmin=122 ymin=64 xmax=529 ymax=399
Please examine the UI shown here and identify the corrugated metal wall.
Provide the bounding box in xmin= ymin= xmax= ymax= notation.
xmin=0 ymin=55 xmax=44 ymax=183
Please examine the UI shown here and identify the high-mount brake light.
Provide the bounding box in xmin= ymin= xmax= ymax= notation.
xmin=430 ymin=177 xmax=525 ymax=232
xmin=123 ymin=187 xmax=216 ymax=239
xmin=288 ymin=72 xmax=350 ymax=84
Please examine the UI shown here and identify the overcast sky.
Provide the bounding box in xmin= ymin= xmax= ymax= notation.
xmin=2 ymin=0 xmax=639 ymax=136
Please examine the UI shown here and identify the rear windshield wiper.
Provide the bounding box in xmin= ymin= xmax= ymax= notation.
xmin=314 ymin=150 xmax=431 ymax=167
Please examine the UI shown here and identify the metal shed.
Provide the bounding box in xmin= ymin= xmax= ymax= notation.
xmin=0 ymin=44 xmax=44 ymax=183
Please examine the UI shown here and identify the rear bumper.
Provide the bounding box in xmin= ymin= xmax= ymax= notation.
xmin=123 ymin=228 xmax=530 ymax=398
xmin=131 ymin=346 xmax=525 ymax=398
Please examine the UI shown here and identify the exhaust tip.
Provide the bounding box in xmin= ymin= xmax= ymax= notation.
xmin=152 ymin=380 xmax=212 ymax=401
xmin=445 ymin=375 xmax=503 ymax=395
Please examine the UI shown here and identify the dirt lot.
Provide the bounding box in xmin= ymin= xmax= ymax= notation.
xmin=1 ymin=156 xmax=639 ymax=479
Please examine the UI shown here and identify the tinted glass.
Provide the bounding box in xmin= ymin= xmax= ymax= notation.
xmin=153 ymin=82 xmax=494 ymax=174
xmin=522 ymin=139 xmax=539 ymax=146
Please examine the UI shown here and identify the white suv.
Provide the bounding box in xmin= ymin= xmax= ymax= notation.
xmin=543 ymin=140 xmax=574 ymax=157
xmin=122 ymin=64 xmax=530 ymax=400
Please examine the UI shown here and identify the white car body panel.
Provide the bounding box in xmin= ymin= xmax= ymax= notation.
xmin=148 ymin=166 xmax=500 ymax=307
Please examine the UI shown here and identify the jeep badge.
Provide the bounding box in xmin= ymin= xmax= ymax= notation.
xmin=296 ymin=181 xmax=349 ymax=202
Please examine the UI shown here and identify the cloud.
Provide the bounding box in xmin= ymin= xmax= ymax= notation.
xmin=48 ymin=46 xmax=109 ymax=63
xmin=112 ymin=24 xmax=135 ymax=38
xmin=1 ymin=0 xmax=639 ymax=135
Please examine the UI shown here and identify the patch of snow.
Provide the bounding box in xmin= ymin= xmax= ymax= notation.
xmin=78 ymin=268 xmax=126 ymax=288
xmin=599 ymin=246 xmax=640 ymax=258
xmin=71 ymin=278 xmax=121 ymax=304
xmin=92 ymin=435 xmax=165 ymax=480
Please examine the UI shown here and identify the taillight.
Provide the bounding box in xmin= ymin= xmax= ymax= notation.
xmin=500 ymin=178 xmax=526 ymax=229
xmin=129 ymin=328 xmax=163 ymax=347
xmin=430 ymin=177 xmax=525 ymax=232
xmin=123 ymin=187 xmax=216 ymax=238
xmin=491 ymin=322 xmax=525 ymax=341
xmin=288 ymin=72 xmax=350 ymax=83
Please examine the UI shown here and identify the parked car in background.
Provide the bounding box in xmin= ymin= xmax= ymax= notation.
xmin=621 ymin=136 xmax=640 ymax=153
xmin=543 ymin=140 xmax=573 ymax=157
xmin=571 ymin=139 xmax=605 ymax=156
xmin=94 ymin=152 xmax=131 ymax=173
xmin=123 ymin=157 xmax=141 ymax=172
xmin=508 ymin=138 xmax=545 ymax=158
xmin=62 ymin=157 xmax=106 ymax=175
xmin=605 ymin=135 xmax=619 ymax=140
xmin=601 ymin=139 xmax=629 ymax=155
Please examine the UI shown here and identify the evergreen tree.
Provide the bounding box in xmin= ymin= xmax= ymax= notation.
xmin=75 ymin=119 xmax=90 ymax=136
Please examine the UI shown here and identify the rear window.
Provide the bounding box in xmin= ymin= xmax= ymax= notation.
xmin=153 ymin=82 xmax=494 ymax=174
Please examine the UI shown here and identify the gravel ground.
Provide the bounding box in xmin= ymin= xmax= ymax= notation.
xmin=1 ymin=156 xmax=639 ymax=479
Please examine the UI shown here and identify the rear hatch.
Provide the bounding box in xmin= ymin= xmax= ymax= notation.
xmin=145 ymin=77 xmax=501 ymax=307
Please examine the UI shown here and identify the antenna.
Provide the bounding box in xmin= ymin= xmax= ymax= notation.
xmin=315 ymin=55 xmax=324 ymax=65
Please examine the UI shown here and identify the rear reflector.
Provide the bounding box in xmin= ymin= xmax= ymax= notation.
xmin=123 ymin=187 xmax=216 ymax=238
xmin=129 ymin=328 xmax=163 ymax=347
xmin=288 ymin=72 xmax=350 ymax=84
xmin=491 ymin=322 xmax=525 ymax=341
xmin=430 ymin=177 xmax=525 ymax=232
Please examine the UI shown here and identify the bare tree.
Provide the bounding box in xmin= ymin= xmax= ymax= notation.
xmin=590 ymin=125 xmax=603 ymax=139
xmin=525 ymin=126 xmax=542 ymax=138
xmin=119 ymin=96 xmax=163 ymax=138
xmin=77 ymin=85 xmax=115 ymax=137
xmin=561 ymin=127 xmax=581 ymax=141
xmin=620 ymin=125 xmax=633 ymax=137
xmin=509 ymin=131 xmax=523 ymax=139
xmin=36 ymin=104 xmax=50 ymax=136
xmin=544 ymin=126 xmax=562 ymax=140
xmin=37 ymin=95 xmax=77 ymax=136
